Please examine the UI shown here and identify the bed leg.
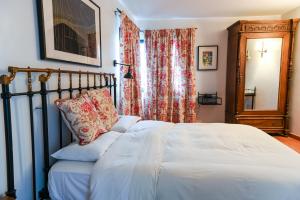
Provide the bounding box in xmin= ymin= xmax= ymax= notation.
xmin=1 ymin=83 xmax=16 ymax=199
xmin=38 ymin=188 xmax=49 ymax=200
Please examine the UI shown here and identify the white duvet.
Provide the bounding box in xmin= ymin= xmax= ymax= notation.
xmin=90 ymin=121 xmax=300 ymax=200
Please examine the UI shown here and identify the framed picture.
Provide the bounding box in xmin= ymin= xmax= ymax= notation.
xmin=197 ymin=45 xmax=218 ymax=71
xmin=37 ymin=0 xmax=102 ymax=67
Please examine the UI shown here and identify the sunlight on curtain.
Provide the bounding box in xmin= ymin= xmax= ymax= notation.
xmin=171 ymin=45 xmax=183 ymax=96
xmin=140 ymin=41 xmax=148 ymax=109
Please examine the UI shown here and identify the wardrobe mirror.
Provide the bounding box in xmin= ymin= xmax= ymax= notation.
xmin=244 ymin=38 xmax=282 ymax=111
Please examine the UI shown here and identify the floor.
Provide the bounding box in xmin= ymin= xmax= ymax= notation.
xmin=274 ymin=136 xmax=300 ymax=153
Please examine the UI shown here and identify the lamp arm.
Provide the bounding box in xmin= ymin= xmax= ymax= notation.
xmin=113 ymin=60 xmax=131 ymax=67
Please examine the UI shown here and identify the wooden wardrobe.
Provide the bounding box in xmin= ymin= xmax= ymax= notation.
xmin=225 ymin=19 xmax=299 ymax=135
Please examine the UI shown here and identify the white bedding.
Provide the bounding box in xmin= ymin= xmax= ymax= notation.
xmin=90 ymin=121 xmax=300 ymax=200
xmin=48 ymin=160 xmax=94 ymax=200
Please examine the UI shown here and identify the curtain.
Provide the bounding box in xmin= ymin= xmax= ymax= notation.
xmin=144 ymin=28 xmax=197 ymax=123
xmin=119 ymin=13 xmax=143 ymax=116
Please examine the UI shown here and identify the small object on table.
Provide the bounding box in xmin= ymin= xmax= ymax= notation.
xmin=244 ymin=87 xmax=256 ymax=110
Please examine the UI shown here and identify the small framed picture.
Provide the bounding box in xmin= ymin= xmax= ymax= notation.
xmin=197 ymin=45 xmax=218 ymax=71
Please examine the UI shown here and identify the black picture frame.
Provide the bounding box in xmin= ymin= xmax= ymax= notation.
xmin=37 ymin=0 xmax=102 ymax=67
xmin=197 ymin=45 xmax=218 ymax=71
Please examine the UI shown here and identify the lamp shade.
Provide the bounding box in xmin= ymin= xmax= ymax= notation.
xmin=124 ymin=67 xmax=133 ymax=79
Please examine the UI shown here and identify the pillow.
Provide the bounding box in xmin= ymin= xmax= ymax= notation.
xmin=127 ymin=120 xmax=174 ymax=132
xmin=87 ymin=88 xmax=119 ymax=130
xmin=111 ymin=115 xmax=142 ymax=133
xmin=51 ymin=131 xmax=122 ymax=162
xmin=55 ymin=94 xmax=107 ymax=145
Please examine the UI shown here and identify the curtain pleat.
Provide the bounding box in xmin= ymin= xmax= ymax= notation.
xmin=119 ymin=13 xmax=143 ymax=116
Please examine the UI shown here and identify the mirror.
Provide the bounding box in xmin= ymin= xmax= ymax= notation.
xmin=244 ymin=38 xmax=282 ymax=111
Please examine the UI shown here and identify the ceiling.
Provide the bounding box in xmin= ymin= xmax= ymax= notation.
xmin=120 ymin=0 xmax=300 ymax=19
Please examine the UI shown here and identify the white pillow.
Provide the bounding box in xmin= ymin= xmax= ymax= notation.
xmin=126 ymin=120 xmax=173 ymax=132
xmin=51 ymin=131 xmax=122 ymax=162
xmin=111 ymin=115 xmax=142 ymax=133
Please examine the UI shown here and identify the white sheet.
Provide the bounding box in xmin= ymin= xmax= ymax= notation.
xmin=48 ymin=160 xmax=94 ymax=200
xmin=90 ymin=122 xmax=300 ymax=200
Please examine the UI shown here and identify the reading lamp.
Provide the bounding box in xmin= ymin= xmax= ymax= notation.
xmin=113 ymin=60 xmax=133 ymax=79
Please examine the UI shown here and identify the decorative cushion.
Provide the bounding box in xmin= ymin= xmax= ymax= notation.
xmin=55 ymin=94 xmax=107 ymax=145
xmin=87 ymin=88 xmax=119 ymax=130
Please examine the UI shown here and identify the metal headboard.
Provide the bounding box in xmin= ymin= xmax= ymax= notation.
xmin=0 ymin=66 xmax=117 ymax=199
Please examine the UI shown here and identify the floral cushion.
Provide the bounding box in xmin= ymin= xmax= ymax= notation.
xmin=55 ymin=94 xmax=107 ymax=145
xmin=87 ymin=88 xmax=119 ymax=130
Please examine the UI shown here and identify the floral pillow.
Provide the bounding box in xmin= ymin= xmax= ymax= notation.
xmin=87 ymin=88 xmax=119 ymax=130
xmin=55 ymin=94 xmax=107 ymax=145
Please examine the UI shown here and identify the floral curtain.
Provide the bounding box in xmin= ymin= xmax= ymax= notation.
xmin=144 ymin=28 xmax=197 ymax=123
xmin=119 ymin=13 xmax=143 ymax=116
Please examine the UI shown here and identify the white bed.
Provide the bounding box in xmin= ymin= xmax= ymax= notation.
xmin=48 ymin=160 xmax=94 ymax=200
xmin=49 ymin=121 xmax=300 ymax=200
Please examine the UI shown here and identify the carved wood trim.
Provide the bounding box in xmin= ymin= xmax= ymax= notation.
xmin=241 ymin=23 xmax=291 ymax=33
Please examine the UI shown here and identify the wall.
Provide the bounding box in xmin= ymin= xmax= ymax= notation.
xmin=137 ymin=15 xmax=280 ymax=122
xmin=282 ymin=7 xmax=300 ymax=137
xmin=0 ymin=0 xmax=129 ymax=199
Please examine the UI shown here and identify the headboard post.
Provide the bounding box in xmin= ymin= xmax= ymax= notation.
xmin=113 ymin=76 xmax=117 ymax=108
xmin=27 ymin=70 xmax=37 ymax=200
xmin=1 ymin=82 xmax=16 ymax=198
xmin=38 ymin=74 xmax=51 ymax=199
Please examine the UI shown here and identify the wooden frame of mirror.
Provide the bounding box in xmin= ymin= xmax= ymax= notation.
xmin=237 ymin=32 xmax=290 ymax=115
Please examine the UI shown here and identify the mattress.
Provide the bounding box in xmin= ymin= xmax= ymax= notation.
xmin=48 ymin=160 xmax=94 ymax=200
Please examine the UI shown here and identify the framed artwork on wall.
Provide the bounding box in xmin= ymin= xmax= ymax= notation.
xmin=197 ymin=45 xmax=218 ymax=71
xmin=37 ymin=0 xmax=102 ymax=67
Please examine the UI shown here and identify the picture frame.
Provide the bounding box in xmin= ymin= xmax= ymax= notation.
xmin=197 ymin=45 xmax=218 ymax=71
xmin=37 ymin=0 xmax=102 ymax=67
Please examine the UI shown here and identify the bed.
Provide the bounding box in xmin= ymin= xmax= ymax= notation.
xmin=49 ymin=120 xmax=300 ymax=200
xmin=2 ymin=67 xmax=300 ymax=200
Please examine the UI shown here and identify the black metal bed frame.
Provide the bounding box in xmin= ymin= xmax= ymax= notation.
xmin=0 ymin=66 xmax=117 ymax=199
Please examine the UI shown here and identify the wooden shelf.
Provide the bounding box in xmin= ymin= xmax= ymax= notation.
xmin=198 ymin=92 xmax=222 ymax=105
xmin=199 ymin=102 xmax=222 ymax=105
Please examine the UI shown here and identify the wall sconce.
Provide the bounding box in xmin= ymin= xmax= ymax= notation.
xmin=258 ymin=41 xmax=267 ymax=58
xmin=113 ymin=60 xmax=133 ymax=79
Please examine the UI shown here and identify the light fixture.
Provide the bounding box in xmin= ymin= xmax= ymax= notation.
xmin=246 ymin=50 xmax=251 ymax=60
xmin=124 ymin=67 xmax=133 ymax=79
xmin=113 ymin=60 xmax=133 ymax=79
xmin=258 ymin=41 xmax=267 ymax=58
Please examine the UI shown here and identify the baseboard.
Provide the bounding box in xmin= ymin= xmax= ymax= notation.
xmin=289 ymin=133 xmax=300 ymax=141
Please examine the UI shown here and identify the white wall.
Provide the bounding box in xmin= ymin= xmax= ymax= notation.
xmin=282 ymin=7 xmax=300 ymax=137
xmin=0 ymin=0 xmax=128 ymax=199
xmin=137 ymin=15 xmax=280 ymax=122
